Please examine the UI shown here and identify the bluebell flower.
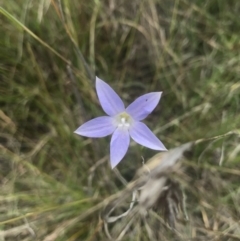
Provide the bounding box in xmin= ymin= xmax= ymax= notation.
xmin=75 ymin=77 xmax=167 ymax=168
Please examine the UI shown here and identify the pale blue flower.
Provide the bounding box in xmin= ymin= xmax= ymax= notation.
xmin=74 ymin=77 xmax=167 ymax=168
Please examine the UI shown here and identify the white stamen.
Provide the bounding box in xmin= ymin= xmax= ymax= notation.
xmin=118 ymin=117 xmax=130 ymax=128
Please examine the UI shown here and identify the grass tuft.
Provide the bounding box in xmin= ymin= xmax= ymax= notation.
xmin=0 ymin=0 xmax=240 ymax=240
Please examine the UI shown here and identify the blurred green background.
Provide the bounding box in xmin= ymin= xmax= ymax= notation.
xmin=0 ymin=0 xmax=240 ymax=240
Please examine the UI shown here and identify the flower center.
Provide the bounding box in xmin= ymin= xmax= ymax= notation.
xmin=115 ymin=112 xmax=132 ymax=129
xmin=119 ymin=117 xmax=130 ymax=128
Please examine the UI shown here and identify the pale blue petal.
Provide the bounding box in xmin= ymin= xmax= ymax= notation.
xmin=129 ymin=121 xmax=167 ymax=150
xmin=96 ymin=77 xmax=125 ymax=116
xmin=74 ymin=116 xmax=115 ymax=137
xmin=126 ymin=92 xmax=162 ymax=121
xmin=110 ymin=128 xmax=130 ymax=168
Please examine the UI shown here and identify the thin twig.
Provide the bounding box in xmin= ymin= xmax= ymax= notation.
xmin=67 ymin=65 xmax=87 ymax=121
xmin=56 ymin=0 xmax=95 ymax=83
